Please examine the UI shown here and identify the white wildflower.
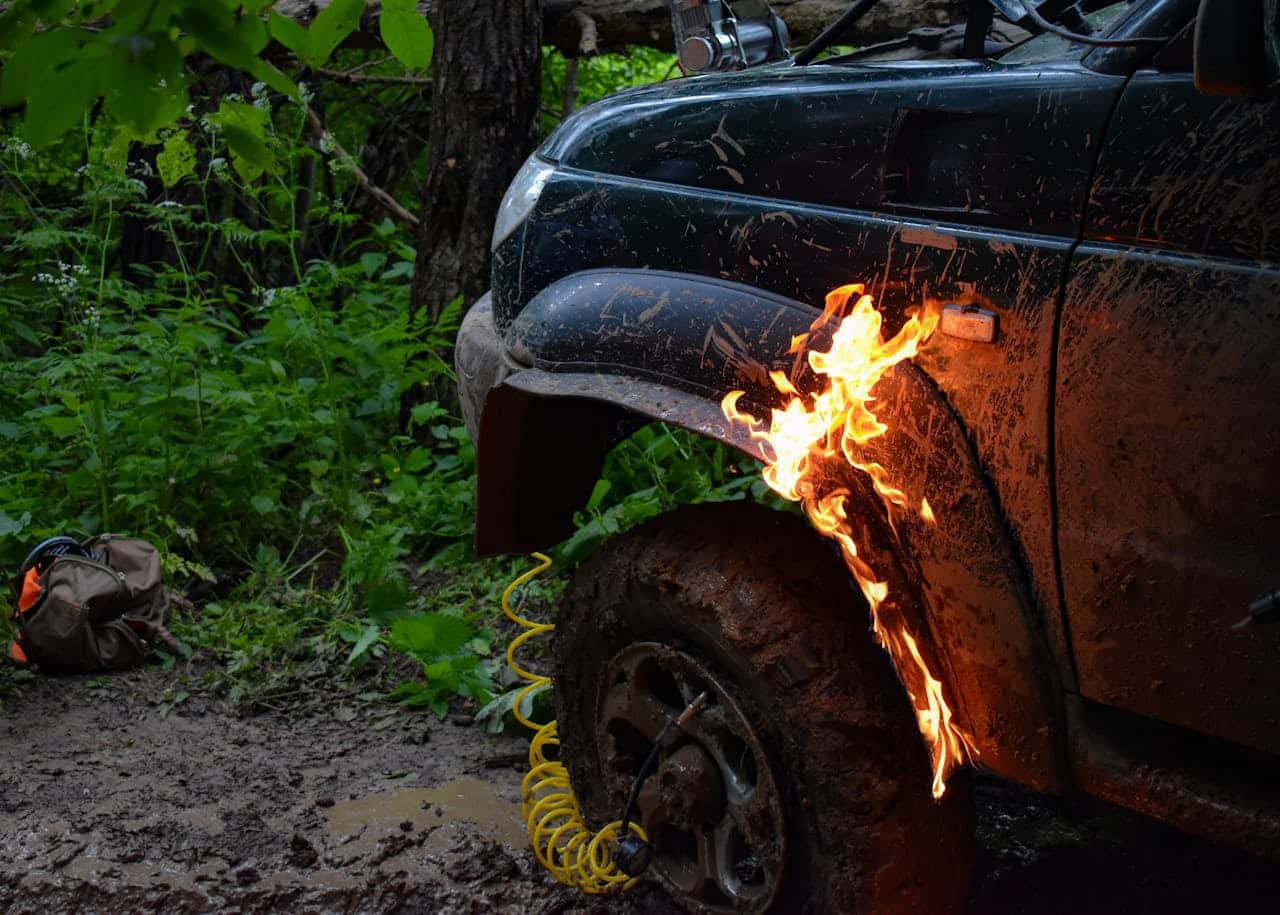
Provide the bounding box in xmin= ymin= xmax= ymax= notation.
xmin=261 ymin=285 xmax=296 ymax=306
xmin=34 ymin=261 xmax=87 ymax=300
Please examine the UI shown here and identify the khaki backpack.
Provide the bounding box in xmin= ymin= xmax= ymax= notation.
xmin=8 ymin=535 xmax=183 ymax=672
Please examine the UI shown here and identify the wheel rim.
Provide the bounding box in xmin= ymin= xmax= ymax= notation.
xmin=596 ymin=642 xmax=787 ymax=913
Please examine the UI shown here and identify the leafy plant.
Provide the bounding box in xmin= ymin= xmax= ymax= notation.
xmin=476 ymin=681 xmax=553 ymax=735
xmin=553 ymin=422 xmax=785 ymax=566
xmin=540 ymin=45 xmax=678 ymax=135
xmin=387 ymin=612 xmax=495 ymax=717
xmin=0 ymin=0 xmax=433 ymax=158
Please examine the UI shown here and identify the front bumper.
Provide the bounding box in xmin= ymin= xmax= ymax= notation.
xmin=455 ymin=293 xmax=525 ymax=447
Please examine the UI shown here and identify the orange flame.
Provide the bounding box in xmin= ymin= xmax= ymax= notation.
xmin=722 ymin=284 xmax=975 ymax=798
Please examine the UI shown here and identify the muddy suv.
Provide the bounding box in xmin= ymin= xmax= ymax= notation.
xmin=457 ymin=1 xmax=1280 ymax=912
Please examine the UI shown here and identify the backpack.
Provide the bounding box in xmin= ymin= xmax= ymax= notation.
xmin=8 ymin=534 xmax=184 ymax=672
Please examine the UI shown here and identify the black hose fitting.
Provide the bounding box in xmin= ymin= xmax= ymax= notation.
xmin=612 ymin=691 xmax=710 ymax=875
xmin=616 ymin=835 xmax=656 ymax=877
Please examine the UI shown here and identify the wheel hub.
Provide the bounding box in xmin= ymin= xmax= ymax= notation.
xmin=597 ymin=642 xmax=786 ymax=913
xmin=655 ymin=743 xmax=725 ymax=829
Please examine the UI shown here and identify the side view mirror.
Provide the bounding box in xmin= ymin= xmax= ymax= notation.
xmin=1194 ymin=0 xmax=1280 ymax=96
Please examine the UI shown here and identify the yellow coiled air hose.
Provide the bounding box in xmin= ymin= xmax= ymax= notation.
xmin=501 ymin=552 xmax=646 ymax=894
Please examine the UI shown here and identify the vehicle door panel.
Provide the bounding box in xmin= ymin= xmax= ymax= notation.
xmin=1057 ymin=69 xmax=1280 ymax=753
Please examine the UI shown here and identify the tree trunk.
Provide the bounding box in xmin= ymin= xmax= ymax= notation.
xmin=400 ymin=0 xmax=540 ymax=420
xmin=409 ymin=0 xmax=541 ymax=325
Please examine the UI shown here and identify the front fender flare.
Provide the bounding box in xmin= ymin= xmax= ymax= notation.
xmin=472 ymin=270 xmax=1067 ymax=792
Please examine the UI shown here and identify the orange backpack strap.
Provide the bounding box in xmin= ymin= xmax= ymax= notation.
xmin=17 ymin=567 xmax=41 ymax=613
xmin=8 ymin=568 xmax=38 ymax=667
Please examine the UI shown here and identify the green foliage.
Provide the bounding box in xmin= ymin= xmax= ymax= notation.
xmin=0 ymin=255 xmax=450 ymax=568
xmin=476 ymin=681 xmax=553 ymax=735
xmin=540 ymin=45 xmax=678 ymax=135
xmin=156 ymin=133 xmax=197 ymax=187
xmin=0 ymin=0 xmax=290 ymax=148
xmin=210 ymin=99 xmax=275 ymax=180
xmin=0 ymin=0 xmax=433 ymax=158
xmin=0 ymin=40 xmax=778 ymax=717
xmin=0 ymin=83 xmax=467 ymax=705
xmin=297 ymin=0 xmax=366 ymax=68
xmin=553 ymin=423 xmax=786 ymax=566
xmin=380 ymin=0 xmax=435 ymax=73
xmin=387 ymin=612 xmax=495 ymax=717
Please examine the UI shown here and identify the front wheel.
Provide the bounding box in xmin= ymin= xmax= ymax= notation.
xmin=555 ymin=502 xmax=974 ymax=914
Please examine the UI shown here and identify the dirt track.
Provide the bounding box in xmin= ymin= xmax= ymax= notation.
xmin=2 ymin=668 xmax=1278 ymax=914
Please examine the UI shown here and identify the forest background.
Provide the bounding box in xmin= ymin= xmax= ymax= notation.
xmin=0 ymin=0 xmax=953 ymax=715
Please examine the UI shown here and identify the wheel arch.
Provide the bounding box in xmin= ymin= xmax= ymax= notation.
xmin=471 ymin=270 xmax=1068 ymax=791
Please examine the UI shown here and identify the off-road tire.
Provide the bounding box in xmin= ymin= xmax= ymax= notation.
xmin=556 ymin=502 xmax=975 ymax=914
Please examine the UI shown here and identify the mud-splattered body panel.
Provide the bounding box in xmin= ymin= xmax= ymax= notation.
xmin=497 ymin=60 xmax=1128 ymax=694
xmin=1058 ymin=71 xmax=1280 ymax=755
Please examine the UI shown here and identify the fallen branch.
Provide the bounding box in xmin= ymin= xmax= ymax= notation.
xmin=315 ymin=67 xmax=432 ymax=87
xmin=303 ymin=104 xmax=421 ymax=229
xmin=571 ymin=9 xmax=599 ymax=55
xmin=271 ymin=1 xmax=968 ymax=57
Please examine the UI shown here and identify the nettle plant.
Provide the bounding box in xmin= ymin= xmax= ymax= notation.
xmin=0 ymin=113 xmax=483 ymax=702
xmin=0 ymin=150 xmax=455 ymax=561
xmin=0 ymin=0 xmax=448 ymax=566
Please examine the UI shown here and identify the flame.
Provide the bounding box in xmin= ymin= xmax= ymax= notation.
xmin=722 ymin=284 xmax=975 ymax=798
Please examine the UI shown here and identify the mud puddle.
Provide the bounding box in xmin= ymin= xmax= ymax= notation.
xmin=322 ymin=777 xmax=527 ymax=857
xmin=2 ymin=668 xmax=1278 ymax=914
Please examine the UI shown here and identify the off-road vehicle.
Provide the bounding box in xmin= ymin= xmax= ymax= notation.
xmin=457 ymin=1 xmax=1280 ymax=911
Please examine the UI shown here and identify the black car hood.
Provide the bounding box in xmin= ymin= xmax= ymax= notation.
xmin=539 ymin=60 xmax=1025 ymax=211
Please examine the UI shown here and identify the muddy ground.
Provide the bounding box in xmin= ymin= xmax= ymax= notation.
xmin=2 ymin=668 xmax=1278 ymax=915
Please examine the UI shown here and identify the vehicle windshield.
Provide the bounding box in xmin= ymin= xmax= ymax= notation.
xmin=998 ymin=1 xmax=1135 ymax=63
